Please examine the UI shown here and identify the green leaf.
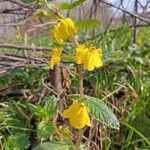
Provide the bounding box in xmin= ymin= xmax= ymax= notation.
xmin=103 ymin=50 xmax=123 ymax=64
xmin=67 ymin=94 xmax=81 ymax=100
xmin=44 ymin=96 xmax=57 ymax=117
xmin=32 ymin=141 xmax=75 ymax=150
xmin=29 ymin=96 xmax=57 ymax=119
xmin=122 ymin=122 xmax=150 ymax=146
xmin=76 ymin=19 xmax=100 ymax=29
xmin=59 ymin=0 xmax=86 ymax=10
xmin=29 ymin=104 xmax=47 ymax=118
xmin=85 ymin=96 xmax=120 ymax=129
xmin=37 ymin=119 xmax=54 ymax=140
xmin=4 ymin=133 xmax=30 ymax=150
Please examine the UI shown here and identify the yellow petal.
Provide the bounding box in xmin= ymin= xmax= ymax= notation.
xmin=49 ymin=48 xmax=63 ymax=69
xmin=52 ymin=18 xmax=77 ymax=44
xmin=83 ymin=47 xmax=103 ymax=71
xmin=63 ymin=101 xmax=79 ymax=118
xmin=63 ymin=101 xmax=91 ymax=129
xmin=75 ymin=45 xmax=88 ymax=64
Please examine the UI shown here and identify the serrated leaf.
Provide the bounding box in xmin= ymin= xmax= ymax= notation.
xmin=29 ymin=104 xmax=47 ymax=118
xmin=32 ymin=141 xmax=75 ymax=150
xmin=29 ymin=96 xmax=57 ymax=119
xmin=44 ymin=96 xmax=57 ymax=117
xmin=37 ymin=120 xmax=54 ymax=140
xmin=59 ymin=0 xmax=86 ymax=10
xmin=76 ymin=19 xmax=100 ymax=29
xmin=85 ymin=96 xmax=120 ymax=129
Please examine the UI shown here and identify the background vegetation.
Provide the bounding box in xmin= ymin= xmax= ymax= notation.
xmin=0 ymin=0 xmax=150 ymax=149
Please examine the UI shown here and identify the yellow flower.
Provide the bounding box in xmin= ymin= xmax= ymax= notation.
xmin=63 ymin=101 xmax=91 ymax=129
xmin=75 ymin=44 xmax=88 ymax=64
xmin=49 ymin=48 xmax=63 ymax=69
xmin=52 ymin=18 xmax=77 ymax=44
xmin=75 ymin=45 xmax=103 ymax=71
xmin=83 ymin=47 xmax=103 ymax=71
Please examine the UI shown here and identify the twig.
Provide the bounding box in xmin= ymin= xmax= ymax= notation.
xmin=0 ymin=89 xmax=29 ymax=96
xmin=99 ymin=0 xmax=150 ymax=24
xmin=0 ymin=44 xmax=51 ymax=51
xmin=133 ymin=0 xmax=138 ymax=43
xmin=5 ymin=0 xmax=34 ymax=10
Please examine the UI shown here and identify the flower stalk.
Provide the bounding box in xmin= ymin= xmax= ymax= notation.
xmin=78 ymin=64 xmax=84 ymax=96
xmin=76 ymin=129 xmax=83 ymax=150
xmin=71 ymin=37 xmax=84 ymax=150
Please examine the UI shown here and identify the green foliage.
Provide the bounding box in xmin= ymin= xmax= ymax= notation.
xmin=0 ymin=68 xmax=48 ymax=89
xmin=36 ymin=10 xmax=53 ymax=18
xmin=0 ymin=2 xmax=150 ymax=148
xmin=37 ymin=119 xmax=53 ymax=140
xmin=76 ymin=19 xmax=100 ymax=29
xmin=0 ymin=103 xmax=27 ymax=131
xmin=85 ymin=96 xmax=120 ymax=130
xmin=0 ymin=101 xmax=31 ymax=150
xmin=21 ymin=0 xmax=35 ymax=3
xmin=4 ymin=133 xmax=30 ymax=150
xmin=137 ymin=26 xmax=150 ymax=47
xmin=59 ymin=0 xmax=86 ymax=10
xmin=32 ymin=142 xmax=75 ymax=150
xmin=122 ymin=122 xmax=150 ymax=146
xmin=67 ymin=94 xmax=82 ymax=100
xmin=27 ymin=36 xmax=53 ymax=47
xmin=29 ymin=96 xmax=57 ymax=119
xmin=29 ymin=96 xmax=57 ymax=140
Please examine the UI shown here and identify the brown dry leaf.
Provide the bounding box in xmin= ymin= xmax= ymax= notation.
xmin=62 ymin=67 xmax=71 ymax=90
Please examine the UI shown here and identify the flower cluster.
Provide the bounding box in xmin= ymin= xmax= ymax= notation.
xmin=49 ymin=17 xmax=103 ymax=71
xmin=49 ymin=17 xmax=103 ymax=129
xmin=75 ymin=45 xmax=103 ymax=71
xmin=52 ymin=18 xmax=77 ymax=44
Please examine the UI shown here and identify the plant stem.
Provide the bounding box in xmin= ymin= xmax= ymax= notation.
xmin=76 ymin=65 xmax=84 ymax=150
xmin=70 ymin=37 xmax=84 ymax=96
xmin=71 ymin=36 xmax=84 ymax=150
xmin=49 ymin=64 xmax=64 ymax=115
xmin=76 ymin=129 xmax=83 ymax=150
xmin=71 ymin=38 xmax=84 ymax=149
xmin=78 ymin=65 xmax=84 ymax=96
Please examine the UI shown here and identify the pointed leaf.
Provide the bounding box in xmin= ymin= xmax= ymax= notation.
xmin=85 ymin=96 xmax=120 ymax=129
xmin=59 ymin=0 xmax=86 ymax=10
xmin=76 ymin=19 xmax=100 ymax=29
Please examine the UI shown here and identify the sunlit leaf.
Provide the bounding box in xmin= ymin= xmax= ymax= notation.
xmin=76 ymin=19 xmax=100 ymax=29
xmin=59 ymin=0 xmax=86 ymax=10
xmin=85 ymin=96 xmax=120 ymax=129
xmin=37 ymin=119 xmax=54 ymax=140
xmin=4 ymin=133 xmax=30 ymax=150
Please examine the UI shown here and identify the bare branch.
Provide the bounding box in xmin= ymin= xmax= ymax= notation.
xmin=0 ymin=44 xmax=51 ymax=51
xmin=4 ymin=0 xmax=34 ymax=10
xmin=99 ymin=0 xmax=150 ymax=24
